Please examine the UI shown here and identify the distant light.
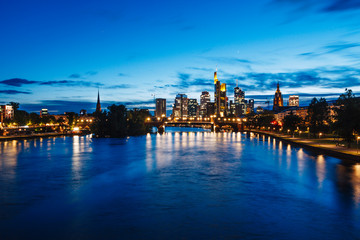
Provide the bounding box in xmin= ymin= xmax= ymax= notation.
xmin=73 ymin=127 xmax=80 ymax=131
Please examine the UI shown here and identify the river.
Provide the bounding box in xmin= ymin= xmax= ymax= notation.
xmin=0 ymin=127 xmax=359 ymax=239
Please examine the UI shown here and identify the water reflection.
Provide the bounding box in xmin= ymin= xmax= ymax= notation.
xmin=316 ymin=155 xmax=326 ymax=188
xmin=1 ymin=133 xmax=360 ymax=239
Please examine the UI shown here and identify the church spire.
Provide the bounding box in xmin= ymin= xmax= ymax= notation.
xmin=96 ymin=89 xmax=101 ymax=113
xmin=214 ymin=66 xmax=218 ymax=84
xmin=277 ymin=81 xmax=280 ymax=91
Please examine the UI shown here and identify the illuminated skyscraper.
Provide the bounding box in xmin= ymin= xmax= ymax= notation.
xmin=214 ymin=70 xmax=227 ymax=117
xmin=188 ymin=99 xmax=198 ymax=117
xmin=172 ymin=94 xmax=188 ymax=118
xmin=234 ymin=85 xmax=246 ymax=116
xmin=273 ymin=82 xmax=284 ymax=111
xmin=155 ymin=98 xmax=166 ymax=117
xmin=96 ymin=90 xmax=101 ymax=113
xmin=200 ymin=91 xmax=210 ymax=117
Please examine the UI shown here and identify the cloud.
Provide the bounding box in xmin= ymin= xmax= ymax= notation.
xmin=272 ymin=0 xmax=360 ymax=13
xmin=0 ymin=90 xmax=32 ymax=95
xmin=68 ymin=73 xmax=81 ymax=78
xmin=323 ymin=0 xmax=360 ymax=12
xmin=40 ymin=80 xmax=103 ymax=87
xmin=324 ymin=42 xmax=360 ymax=53
xmin=0 ymin=78 xmax=38 ymax=87
xmin=118 ymin=73 xmax=128 ymax=77
xmin=107 ymin=84 xmax=132 ymax=89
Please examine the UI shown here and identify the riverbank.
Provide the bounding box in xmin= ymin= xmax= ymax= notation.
xmin=0 ymin=132 xmax=77 ymax=141
xmin=251 ymin=130 xmax=360 ymax=162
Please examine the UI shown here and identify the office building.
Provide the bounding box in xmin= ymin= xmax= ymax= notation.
xmin=200 ymin=91 xmax=210 ymax=117
xmin=172 ymin=94 xmax=188 ymax=118
xmin=188 ymin=99 xmax=199 ymax=117
xmin=214 ymin=70 xmax=227 ymax=117
xmin=155 ymin=98 xmax=166 ymax=117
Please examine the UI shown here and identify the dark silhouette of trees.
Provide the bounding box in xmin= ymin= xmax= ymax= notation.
xmin=333 ymin=89 xmax=360 ymax=147
xmin=307 ymin=97 xmax=329 ymax=136
xmin=283 ymin=111 xmax=303 ymax=134
xmin=127 ymin=109 xmax=152 ymax=136
xmin=91 ymin=105 xmax=151 ymax=138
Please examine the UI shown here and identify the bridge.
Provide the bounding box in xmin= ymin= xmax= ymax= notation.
xmin=145 ymin=116 xmax=247 ymax=133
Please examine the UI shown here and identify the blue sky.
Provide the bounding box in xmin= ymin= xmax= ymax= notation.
xmin=1 ymin=0 xmax=360 ymax=113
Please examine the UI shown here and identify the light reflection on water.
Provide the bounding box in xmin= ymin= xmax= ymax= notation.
xmin=0 ymin=131 xmax=360 ymax=239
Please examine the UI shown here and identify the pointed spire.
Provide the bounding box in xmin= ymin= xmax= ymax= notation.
xmin=214 ymin=65 xmax=218 ymax=84
xmin=96 ymin=89 xmax=101 ymax=113
xmin=277 ymin=81 xmax=280 ymax=91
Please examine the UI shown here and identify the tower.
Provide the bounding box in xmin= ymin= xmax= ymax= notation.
xmin=96 ymin=90 xmax=101 ymax=113
xmin=273 ymin=82 xmax=283 ymax=111
xmin=214 ymin=68 xmax=227 ymax=117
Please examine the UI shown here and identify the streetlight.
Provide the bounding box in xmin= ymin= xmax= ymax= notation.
xmin=357 ymin=136 xmax=360 ymax=154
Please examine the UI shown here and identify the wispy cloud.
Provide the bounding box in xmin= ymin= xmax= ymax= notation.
xmin=0 ymin=90 xmax=32 ymax=95
xmin=40 ymin=80 xmax=103 ymax=87
xmin=0 ymin=78 xmax=38 ymax=87
xmin=68 ymin=73 xmax=81 ymax=78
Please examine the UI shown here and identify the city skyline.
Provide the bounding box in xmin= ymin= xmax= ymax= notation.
xmin=1 ymin=0 xmax=360 ymax=113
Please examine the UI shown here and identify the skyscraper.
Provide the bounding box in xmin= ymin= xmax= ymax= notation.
xmin=172 ymin=94 xmax=188 ymax=118
xmin=155 ymin=98 xmax=166 ymax=117
xmin=188 ymin=99 xmax=199 ymax=117
xmin=200 ymin=91 xmax=210 ymax=117
xmin=288 ymin=95 xmax=299 ymax=107
xmin=273 ymin=82 xmax=283 ymax=111
xmin=214 ymin=70 xmax=227 ymax=117
xmin=96 ymin=90 xmax=101 ymax=113
xmin=234 ymin=86 xmax=245 ymax=116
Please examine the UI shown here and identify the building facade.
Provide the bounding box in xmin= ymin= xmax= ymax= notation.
xmin=0 ymin=105 xmax=14 ymax=124
xmin=200 ymin=91 xmax=210 ymax=117
xmin=155 ymin=98 xmax=167 ymax=117
xmin=188 ymin=99 xmax=199 ymax=117
xmin=214 ymin=70 xmax=227 ymax=117
xmin=288 ymin=95 xmax=299 ymax=107
xmin=172 ymin=94 xmax=188 ymax=118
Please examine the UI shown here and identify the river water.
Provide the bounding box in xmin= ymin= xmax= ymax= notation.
xmin=0 ymin=128 xmax=360 ymax=239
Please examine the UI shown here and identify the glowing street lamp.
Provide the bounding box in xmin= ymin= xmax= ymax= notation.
xmin=357 ymin=136 xmax=360 ymax=154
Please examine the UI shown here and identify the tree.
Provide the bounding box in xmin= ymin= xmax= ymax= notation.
xmin=333 ymin=89 xmax=360 ymax=147
xmin=307 ymin=97 xmax=329 ymax=136
xmin=9 ymin=102 xmax=19 ymax=111
xmin=65 ymin=112 xmax=78 ymax=128
xmin=127 ymin=109 xmax=152 ymax=136
xmin=283 ymin=111 xmax=303 ymax=134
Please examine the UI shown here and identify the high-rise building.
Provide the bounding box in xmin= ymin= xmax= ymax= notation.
xmin=273 ymin=82 xmax=284 ymax=111
xmin=229 ymin=100 xmax=236 ymax=116
xmin=155 ymin=98 xmax=166 ymax=117
xmin=214 ymin=70 xmax=227 ymax=117
xmin=288 ymin=95 xmax=299 ymax=107
xmin=234 ymin=86 xmax=246 ymax=116
xmin=188 ymin=99 xmax=198 ymax=117
xmin=200 ymin=91 xmax=210 ymax=117
xmin=96 ymin=90 xmax=101 ymax=113
xmin=172 ymin=94 xmax=188 ymax=118
xmin=206 ymin=102 xmax=215 ymax=117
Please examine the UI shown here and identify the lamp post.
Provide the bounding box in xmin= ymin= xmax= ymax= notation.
xmin=357 ymin=136 xmax=360 ymax=154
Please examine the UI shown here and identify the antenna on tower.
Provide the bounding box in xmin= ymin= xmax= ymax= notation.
xmin=236 ymin=79 xmax=238 ymax=88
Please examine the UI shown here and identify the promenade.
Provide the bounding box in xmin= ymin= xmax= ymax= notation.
xmin=0 ymin=132 xmax=72 ymax=141
xmin=251 ymin=130 xmax=360 ymax=162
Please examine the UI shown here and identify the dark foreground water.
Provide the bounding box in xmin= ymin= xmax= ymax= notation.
xmin=1 ymin=128 xmax=360 ymax=239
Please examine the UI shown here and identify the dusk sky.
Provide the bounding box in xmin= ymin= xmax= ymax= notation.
xmin=1 ymin=0 xmax=360 ymax=114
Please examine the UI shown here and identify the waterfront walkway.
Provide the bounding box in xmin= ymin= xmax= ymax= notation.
xmin=251 ymin=130 xmax=360 ymax=162
xmin=0 ymin=132 xmax=72 ymax=141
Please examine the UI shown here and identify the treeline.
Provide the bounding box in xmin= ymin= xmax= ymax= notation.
xmin=91 ymin=104 xmax=152 ymax=138
xmin=247 ymin=89 xmax=360 ymax=146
